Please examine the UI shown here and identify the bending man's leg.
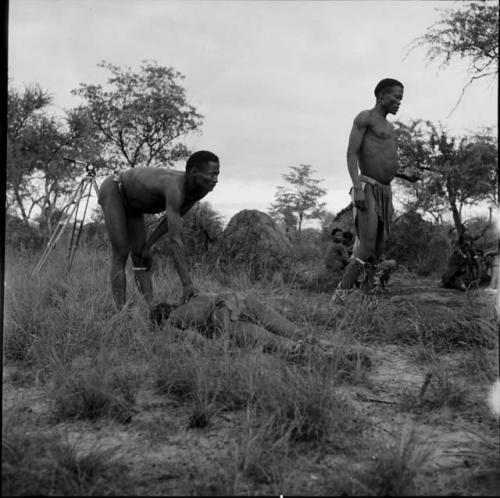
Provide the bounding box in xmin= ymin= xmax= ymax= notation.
xmin=129 ymin=214 xmax=153 ymax=307
xmin=98 ymin=177 xmax=130 ymax=310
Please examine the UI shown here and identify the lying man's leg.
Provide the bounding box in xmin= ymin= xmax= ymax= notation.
xmin=211 ymin=305 xmax=295 ymax=353
xmin=242 ymin=294 xmax=305 ymax=341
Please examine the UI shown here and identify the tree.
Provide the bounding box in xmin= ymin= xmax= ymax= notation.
xmin=408 ymin=1 xmax=499 ymax=112
xmin=7 ymin=84 xmax=52 ymax=224
xmin=72 ymin=60 xmax=203 ymax=170
xmin=7 ymin=85 xmax=76 ymax=234
xmin=6 ymin=84 xmax=102 ymax=236
xmin=394 ymin=119 xmax=497 ymax=237
xmin=268 ymin=164 xmax=327 ymax=240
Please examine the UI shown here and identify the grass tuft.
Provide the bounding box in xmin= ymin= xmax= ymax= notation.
xmin=346 ymin=423 xmax=434 ymax=496
xmin=2 ymin=419 xmax=133 ymax=496
xmin=49 ymin=364 xmax=137 ymax=423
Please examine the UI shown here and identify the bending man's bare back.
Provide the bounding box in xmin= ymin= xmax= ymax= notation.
xmin=333 ymin=78 xmax=419 ymax=302
xmin=98 ymin=150 xmax=220 ymax=310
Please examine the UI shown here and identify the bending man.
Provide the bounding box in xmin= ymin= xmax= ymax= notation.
xmin=333 ymin=78 xmax=418 ymax=303
xmin=98 ymin=150 xmax=220 ymax=310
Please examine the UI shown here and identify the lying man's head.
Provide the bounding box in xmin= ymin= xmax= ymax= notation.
xmin=150 ymin=302 xmax=178 ymax=325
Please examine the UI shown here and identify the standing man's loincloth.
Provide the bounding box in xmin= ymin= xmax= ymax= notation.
xmin=351 ymin=174 xmax=393 ymax=239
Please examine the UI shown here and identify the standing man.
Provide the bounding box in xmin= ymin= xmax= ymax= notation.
xmin=332 ymin=79 xmax=418 ymax=303
xmin=98 ymin=150 xmax=220 ymax=310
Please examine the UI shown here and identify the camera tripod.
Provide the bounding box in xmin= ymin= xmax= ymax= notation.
xmin=32 ymin=159 xmax=100 ymax=275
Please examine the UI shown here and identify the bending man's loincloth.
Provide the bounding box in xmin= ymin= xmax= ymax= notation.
xmin=113 ymin=171 xmax=133 ymax=215
xmin=351 ymin=174 xmax=393 ymax=240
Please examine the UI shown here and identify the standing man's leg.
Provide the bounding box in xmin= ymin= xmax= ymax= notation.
xmin=98 ymin=177 xmax=131 ymax=310
xmin=338 ymin=185 xmax=379 ymax=292
xmin=128 ymin=214 xmax=154 ymax=307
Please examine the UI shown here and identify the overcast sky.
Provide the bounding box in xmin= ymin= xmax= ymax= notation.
xmin=9 ymin=0 xmax=498 ymax=224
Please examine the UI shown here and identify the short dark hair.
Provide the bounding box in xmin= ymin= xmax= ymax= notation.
xmin=374 ymin=78 xmax=404 ymax=98
xmin=150 ymin=302 xmax=177 ymax=326
xmin=186 ymin=150 xmax=219 ymax=174
xmin=343 ymin=230 xmax=354 ymax=241
xmin=331 ymin=227 xmax=343 ymax=236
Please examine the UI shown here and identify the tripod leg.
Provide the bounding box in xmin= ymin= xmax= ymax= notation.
xmin=32 ymin=181 xmax=86 ymax=275
xmin=67 ymin=179 xmax=93 ymax=271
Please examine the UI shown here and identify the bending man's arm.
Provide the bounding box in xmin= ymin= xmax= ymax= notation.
xmin=164 ymin=200 xmax=198 ymax=304
xmin=145 ymin=215 xmax=169 ymax=250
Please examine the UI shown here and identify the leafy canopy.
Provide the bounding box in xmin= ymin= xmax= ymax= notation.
xmin=269 ymin=164 xmax=327 ymax=237
xmin=72 ymin=60 xmax=203 ymax=169
xmin=408 ymin=1 xmax=499 ymax=112
xmin=394 ymin=119 xmax=497 ymax=234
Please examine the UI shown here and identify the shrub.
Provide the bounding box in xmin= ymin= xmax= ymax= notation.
xmin=386 ymin=211 xmax=451 ymax=274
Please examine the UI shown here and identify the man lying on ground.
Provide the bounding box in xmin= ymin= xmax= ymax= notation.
xmin=150 ymin=290 xmax=371 ymax=367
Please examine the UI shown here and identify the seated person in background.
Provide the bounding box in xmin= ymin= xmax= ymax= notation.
xmin=487 ymin=252 xmax=499 ymax=289
xmin=442 ymin=235 xmax=476 ymax=290
xmin=478 ymin=250 xmax=498 ymax=288
xmin=342 ymin=230 xmax=355 ymax=256
xmin=325 ymin=228 xmax=351 ymax=275
xmin=295 ymin=228 xmax=351 ymax=292
xmin=373 ymin=258 xmax=398 ymax=291
xmin=150 ymin=291 xmax=345 ymax=364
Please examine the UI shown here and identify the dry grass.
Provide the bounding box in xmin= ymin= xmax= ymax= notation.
xmin=328 ymin=423 xmax=435 ymax=496
xmin=49 ymin=365 xmax=137 ymax=423
xmin=3 ymin=244 xmax=498 ymax=495
xmin=2 ymin=414 xmax=133 ymax=495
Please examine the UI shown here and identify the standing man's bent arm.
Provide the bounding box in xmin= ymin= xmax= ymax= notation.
xmin=346 ymin=112 xmax=369 ymax=210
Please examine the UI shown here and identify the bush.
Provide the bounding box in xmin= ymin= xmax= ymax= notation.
xmin=386 ymin=211 xmax=451 ymax=274
xmin=5 ymin=214 xmax=45 ymax=251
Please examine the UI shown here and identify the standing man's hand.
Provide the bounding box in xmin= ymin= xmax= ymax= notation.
xmin=353 ymin=187 xmax=366 ymax=211
xmin=406 ymin=173 xmax=421 ymax=183
xmin=181 ymin=283 xmax=199 ymax=304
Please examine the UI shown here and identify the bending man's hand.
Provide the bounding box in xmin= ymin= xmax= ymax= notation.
xmin=181 ymin=283 xmax=199 ymax=304
xmin=139 ymin=248 xmax=153 ymax=271
xmin=352 ymin=187 xmax=366 ymax=211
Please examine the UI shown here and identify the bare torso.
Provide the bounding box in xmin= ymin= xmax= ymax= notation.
xmin=357 ymin=110 xmax=398 ymax=185
xmin=119 ymin=167 xmax=197 ymax=215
